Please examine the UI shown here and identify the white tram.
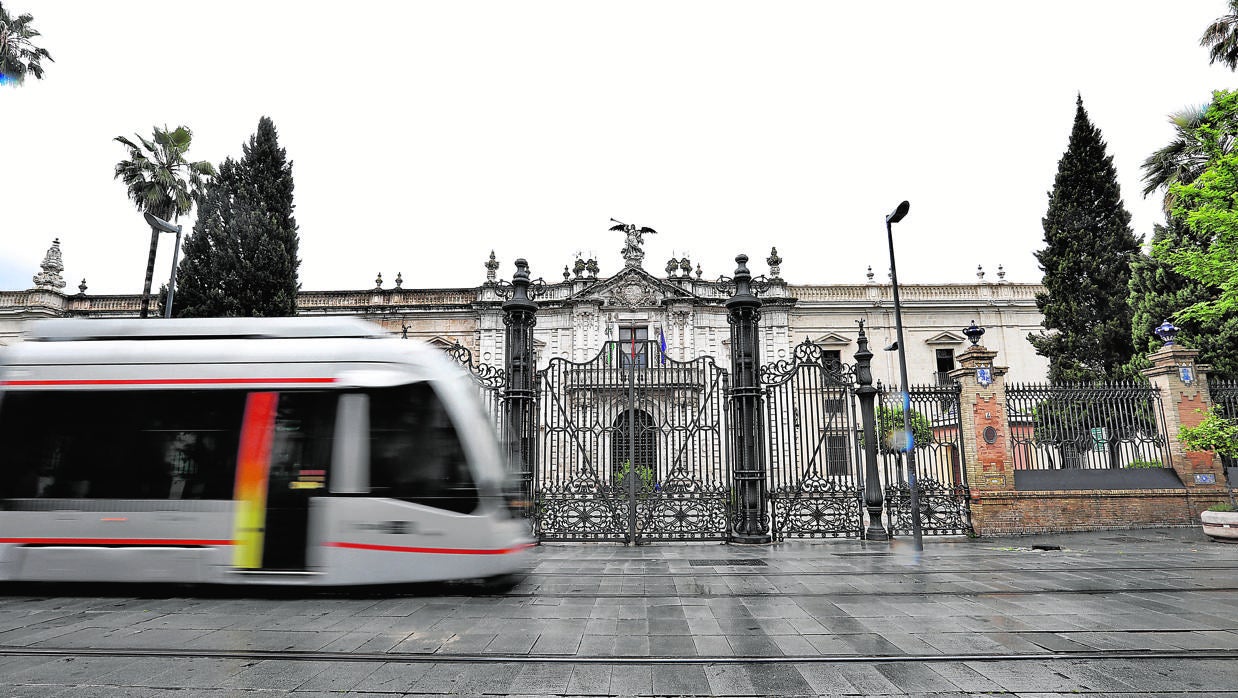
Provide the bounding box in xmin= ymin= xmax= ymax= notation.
xmin=0 ymin=318 xmax=533 ymax=585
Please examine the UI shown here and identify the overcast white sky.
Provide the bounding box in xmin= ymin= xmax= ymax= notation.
xmin=2 ymin=1 xmax=1235 ymax=295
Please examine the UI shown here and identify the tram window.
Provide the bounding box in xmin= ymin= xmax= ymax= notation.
xmin=0 ymin=390 xmax=246 ymax=503
xmin=368 ymin=382 xmax=479 ymax=513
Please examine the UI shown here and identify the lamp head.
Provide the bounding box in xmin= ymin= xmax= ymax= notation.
xmin=144 ymin=211 xmax=179 ymax=234
xmin=886 ymin=200 xmax=910 ymax=225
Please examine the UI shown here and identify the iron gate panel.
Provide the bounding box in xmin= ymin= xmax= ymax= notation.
xmin=881 ymin=383 xmax=971 ymax=536
xmin=761 ymin=340 xmax=864 ymax=539
xmin=1207 ymin=378 xmax=1237 ymax=494
xmin=535 ymin=341 xmax=731 ymax=542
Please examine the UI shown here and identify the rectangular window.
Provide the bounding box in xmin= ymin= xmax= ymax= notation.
xmin=618 ymin=326 xmax=649 ymax=368
xmin=0 ymin=390 xmax=251 ymax=503
xmin=825 ymin=434 xmax=850 ymax=477
xmin=935 ymin=348 xmax=956 ymax=386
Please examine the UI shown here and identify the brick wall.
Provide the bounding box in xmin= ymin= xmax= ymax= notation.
xmin=972 ymin=489 xmax=1230 ymax=536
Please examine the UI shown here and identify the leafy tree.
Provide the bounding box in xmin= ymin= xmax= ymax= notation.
xmin=1202 ymin=0 xmax=1238 ymax=71
xmin=0 ymin=2 xmax=52 ymax=86
xmin=173 ymin=117 xmax=300 ymax=317
xmin=1162 ymin=150 xmax=1238 ymax=323
xmin=1030 ymin=96 xmax=1142 ymax=382
xmin=1125 ymin=217 xmax=1238 ymax=378
xmin=114 ymin=125 xmax=216 ymax=318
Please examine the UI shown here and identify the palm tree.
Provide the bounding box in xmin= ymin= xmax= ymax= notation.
xmin=1203 ymin=1 xmax=1238 ymax=70
xmin=1142 ymin=96 xmax=1238 ymax=213
xmin=0 ymin=2 xmax=53 ymax=86
xmin=1141 ymin=105 xmax=1212 ymax=212
xmin=114 ymin=126 xmax=216 ymax=318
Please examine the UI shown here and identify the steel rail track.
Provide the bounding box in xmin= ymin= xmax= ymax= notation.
xmin=1 ymin=644 xmax=1236 ymax=666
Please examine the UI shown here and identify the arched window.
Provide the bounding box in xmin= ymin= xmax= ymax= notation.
xmin=611 ymin=409 xmax=657 ymax=491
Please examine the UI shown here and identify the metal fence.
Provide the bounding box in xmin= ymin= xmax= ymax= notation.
xmin=1209 ymin=378 xmax=1238 ymax=483
xmin=1006 ymin=381 xmax=1170 ymax=470
xmin=880 ymin=382 xmax=971 ymax=536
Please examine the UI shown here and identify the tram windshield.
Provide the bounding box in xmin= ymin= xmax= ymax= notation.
xmin=368 ymin=382 xmax=479 ymax=513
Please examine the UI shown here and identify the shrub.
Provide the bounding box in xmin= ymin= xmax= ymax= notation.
xmin=1125 ymin=459 xmax=1165 ymax=469
xmin=1178 ymin=407 xmax=1238 ymax=457
xmin=1208 ymin=503 xmax=1236 ymax=512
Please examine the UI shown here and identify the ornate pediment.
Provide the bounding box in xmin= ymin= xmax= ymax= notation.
xmin=811 ymin=332 xmax=852 ymax=346
xmin=925 ymin=331 xmax=966 ymax=345
xmin=569 ymin=266 xmax=696 ymax=308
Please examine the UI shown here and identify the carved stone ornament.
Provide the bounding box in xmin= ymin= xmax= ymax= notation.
xmin=668 ymin=309 xmax=692 ymax=329
xmin=574 ymin=309 xmax=598 ymax=326
xmin=609 ymin=279 xmax=661 ymax=307
xmin=33 ymin=238 xmax=66 ymax=291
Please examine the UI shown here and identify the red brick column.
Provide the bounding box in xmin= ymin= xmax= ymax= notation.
xmin=949 ymin=345 xmax=1016 ymax=494
xmin=1142 ymin=345 xmax=1227 ymax=505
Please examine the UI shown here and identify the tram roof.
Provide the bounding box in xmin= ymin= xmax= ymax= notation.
xmin=23 ymin=317 xmax=389 ymax=342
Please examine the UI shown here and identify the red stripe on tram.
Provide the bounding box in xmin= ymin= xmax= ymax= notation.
xmin=325 ymin=541 xmax=535 ymax=556
xmin=0 ymin=378 xmax=337 ymax=387
xmin=0 ymin=537 xmax=234 ymax=546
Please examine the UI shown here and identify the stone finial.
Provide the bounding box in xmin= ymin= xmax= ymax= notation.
xmin=78 ymin=278 xmax=87 ymax=295
xmin=573 ymin=257 xmax=586 ymax=278
xmin=563 ymin=265 xmax=571 ymax=281
xmin=585 ymin=258 xmax=599 ymax=278
xmin=695 ymin=263 xmax=703 ymax=279
xmin=33 ymin=238 xmax=67 ymax=291
xmin=679 ymin=256 xmax=691 ymax=277
xmin=394 ymin=272 xmax=403 ymax=289
xmin=866 ymin=265 xmax=875 ymax=283
xmin=976 ymin=264 xmax=985 ymax=281
xmin=997 ymin=264 xmax=1006 ymax=281
xmin=485 ymin=250 xmax=500 ymax=283
xmin=767 ymin=246 xmax=782 ymax=279
xmin=666 ymin=257 xmax=679 ymax=278
xmin=375 ymin=272 xmax=383 ymax=289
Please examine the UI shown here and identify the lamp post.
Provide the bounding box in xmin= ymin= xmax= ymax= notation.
xmin=885 ymin=200 xmax=924 ymax=553
xmin=143 ymin=212 xmax=183 ymax=319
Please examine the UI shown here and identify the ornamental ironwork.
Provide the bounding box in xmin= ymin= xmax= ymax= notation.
xmin=761 ymin=339 xmax=865 ymax=539
xmin=880 ymin=383 xmax=971 ymax=537
xmin=534 ymin=340 xmax=731 ymax=542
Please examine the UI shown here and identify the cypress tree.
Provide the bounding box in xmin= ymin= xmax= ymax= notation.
xmin=173 ymin=117 xmax=300 ymax=318
xmin=1029 ymin=96 xmax=1141 ymax=382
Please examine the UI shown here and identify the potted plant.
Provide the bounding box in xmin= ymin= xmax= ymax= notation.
xmin=1177 ymin=407 xmax=1238 ymax=541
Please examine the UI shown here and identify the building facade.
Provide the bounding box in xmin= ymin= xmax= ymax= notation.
xmin=0 ymin=238 xmax=1050 ymax=387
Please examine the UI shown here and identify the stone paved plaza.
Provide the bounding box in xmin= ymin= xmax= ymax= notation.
xmin=1 ymin=527 xmax=1237 ymax=696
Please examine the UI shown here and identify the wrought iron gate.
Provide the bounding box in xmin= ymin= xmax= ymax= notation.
xmin=534 ymin=341 xmax=731 ymax=542
xmin=761 ymin=340 xmax=865 ymax=539
xmin=880 ymin=382 xmax=971 ymax=536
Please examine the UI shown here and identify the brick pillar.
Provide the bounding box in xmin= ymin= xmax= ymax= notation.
xmin=1142 ymin=345 xmax=1226 ymax=494
xmin=948 ymin=345 xmax=1016 ymax=493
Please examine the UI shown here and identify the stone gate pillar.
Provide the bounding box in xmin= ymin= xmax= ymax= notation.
xmin=503 ymin=259 xmax=538 ymax=506
xmin=727 ymin=254 xmax=771 ymax=543
xmin=1142 ymin=341 xmax=1228 ymax=512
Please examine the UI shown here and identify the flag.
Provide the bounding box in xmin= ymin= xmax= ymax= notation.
xmin=658 ymin=326 xmax=667 ymax=365
xmin=630 ymin=330 xmax=636 ymax=363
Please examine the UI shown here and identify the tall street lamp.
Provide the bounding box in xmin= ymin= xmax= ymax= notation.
xmin=885 ymin=200 xmax=925 ymax=553
xmin=143 ymin=212 xmax=183 ymax=319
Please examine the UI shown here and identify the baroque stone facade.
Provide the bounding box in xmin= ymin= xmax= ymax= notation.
xmin=0 ymin=239 xmax=1050 ymax=386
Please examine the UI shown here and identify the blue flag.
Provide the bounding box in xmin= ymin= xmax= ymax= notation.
xmin=659 ymin=326 xmax=667 ymax=364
